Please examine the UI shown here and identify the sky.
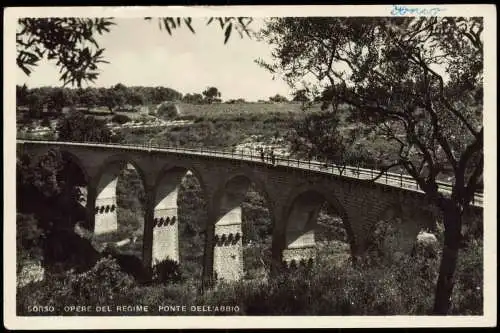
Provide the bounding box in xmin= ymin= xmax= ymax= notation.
xmin=16 ymin=18 xmax=294 ymax=101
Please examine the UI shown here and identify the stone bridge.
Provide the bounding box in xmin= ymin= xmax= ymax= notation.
xmin=17 ymin=140 xmax=483 ymax=282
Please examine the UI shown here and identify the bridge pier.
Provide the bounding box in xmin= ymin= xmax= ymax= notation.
xmin=212 ymin=208 xmax=244 ymax=281
xmin=94 ymin=172 xmax=119 ymax=235
xmin=152 ymin=170 xmax=187 ymax=265
xmin=142 ymin=186 xmax=155 ymax=274
xmin=201 ymin=209 xmax=216 ymax=289
xmin=205 ymin=176 xmax=248 ymax=283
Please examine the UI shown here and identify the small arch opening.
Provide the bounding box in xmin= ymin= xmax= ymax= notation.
xmin=155 ymin=166 xmax=207 ymax=284
xmin=17 ymin=148 xmax=91 ymax=271
xmin=369 ymin=205 xmax=438 ymax=262
xmin=285 ymin=190 xmax=352 ymax=268
xmin=214 ymin=175 xmax=274 ymax=282
xmin=94 ymin=160 xmax=146 ymax=269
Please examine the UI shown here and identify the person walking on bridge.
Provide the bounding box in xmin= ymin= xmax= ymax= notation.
xmin=259 ymin=147 xmax=265 ymax=162
xmin=270 ymin=148 xmax=276 ymax=166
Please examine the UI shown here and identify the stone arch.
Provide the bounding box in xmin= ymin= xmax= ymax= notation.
xmin=58 ymin=149 xmax=92 ymax=233
xmin=92 ymin=154 xmax=148 ymax=191
xmin=369 ymin=196 xmax=438 ymax=259
xmin=91 ymin=154 xmax=147 ymax=236
xmin=18 ymin=147 xmax=89 ymax=181
xmin=153 ymin=162 xmax=207 ymax=196
xmin=151 ymin=164 xmax=207 ymax=266
xmin=211 ymin=172 xmax=275 ymax=281
xmin=212 ymin=171 xmax=275 ymax=227
xmin=281 ymin=184 xmax=354 ymax=265
xmin=24 ymin=148 xmax=91 ymax=230
xmin=21 ymin=148 xmax=90 ymax=187
xmin=58 ymin=150 xmax=90 ymax=185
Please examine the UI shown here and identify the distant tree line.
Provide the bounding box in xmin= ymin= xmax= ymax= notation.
xmin=17 ymin=82 xmax=320 ymax=117
xmin=17 ymin=84 xmax=233 ymax=115
xmin=182 ymin=86 xmax=223 ymax=104
xmin=268 ymin=91 xmax=312 ymax=104
xmin=16 ymin=84 xmax=183 ymax=116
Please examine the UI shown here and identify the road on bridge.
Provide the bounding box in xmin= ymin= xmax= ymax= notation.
xmin=17 ymin=139 xmax=484 ymax=208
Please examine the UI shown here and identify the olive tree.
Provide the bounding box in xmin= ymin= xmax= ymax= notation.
xmin=258 ymin=17 xmax=483 ymax=314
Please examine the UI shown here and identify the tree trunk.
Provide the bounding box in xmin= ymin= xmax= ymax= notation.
xmin=432 ymin=203 xmax=462 ymax=315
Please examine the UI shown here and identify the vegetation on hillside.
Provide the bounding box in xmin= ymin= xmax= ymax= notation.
xmin=16 ymin=84 xmax=183 ymax=115
xmin=17 ymin=235 xmax=483 ymax=315
xmin=56 ymin=111 xmax=120 ymax=143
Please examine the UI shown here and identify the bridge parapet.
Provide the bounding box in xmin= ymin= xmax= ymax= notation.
xmin=16 ymin=139 xmax=483 ymax=208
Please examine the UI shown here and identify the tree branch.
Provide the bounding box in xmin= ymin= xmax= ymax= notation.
xmin=423 ymin=64 xmax=480 ymax=138
xmin=366 ymin=162 xmax=403 ymax=182
xmin=456 ymin=127 xmax=484 ymax=201
xmin=464 ymin=154 xmax=483 ymax=204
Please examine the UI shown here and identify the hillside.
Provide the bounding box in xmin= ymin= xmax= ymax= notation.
xmin=175 ymin=101 xmax=322 ymax=119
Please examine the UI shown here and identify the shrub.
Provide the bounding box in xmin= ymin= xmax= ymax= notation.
xmin=152 ymin=259 xmax=184 ymax=284
xmin=64 ymin=256 xmax=135 ymax=301
xmin=17 ymin=256 xmax=136 ymax=315
xmin=40 ymin=117 xmax=51 ymax=127
xmin=450 ymin=238 xmax=483 ymax=314
xmin=16 ymin=213 xmax=44 ymax=273
xmin=116 ymin=208 xmax=142 ymax=238
xmin=157 ymin=103 xmax=180 ymax=119
xmin=17 ymin=239 xmax=482 ymax=316
xmin=111 ymin=114 xmax=131 ymax=124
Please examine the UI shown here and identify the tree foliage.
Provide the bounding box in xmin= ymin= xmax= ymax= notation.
xmin=17 ymin=213 xmax=44 ymax=272
xmin=104 ymin=84 xmax=127 ymax=111
xmin=16 ymin=149 xmax=91 ymax=270
xmin=56 ymin=111 xmax=116 ymax=142
xmin=157 ymin=102 xmax=180 ymax=119
xmin=288 ymin=111 xmax=375 ymax=173
xmin=16 ymin=84 xmax=184 ymax=113
xmin=259 ymin=16 xmax=483 ymax=314
xmin=292 ymin=89 xmax=310 ymax=102
xmin=202 ymin=87 xmax=222 ymax=104
xmin=17 ymin=18 xmax=114 ymax=87
xmin=146 ymin=17 xmax=253 ymax=44
xmin=226 ymin=98 xmax=247 ymax=104
xmin=17 ymin=149 xmax=86 ymax=223
xmin=268 ymin=94 xmax=288 ymax=103
xmin=182 ymin=93 xmax=205 ymax=104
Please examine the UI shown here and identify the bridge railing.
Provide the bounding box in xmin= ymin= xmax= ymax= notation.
xmin=16 ymin=138 xmax=483 ymax=207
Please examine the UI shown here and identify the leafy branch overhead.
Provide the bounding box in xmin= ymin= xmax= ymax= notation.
xmin=17 ymin=17 xmax=254 ymax=87
xmin=145 ymin=17 xmax=253 ymax=44
xmin=17 ymin=18 xmax=115 ymax=87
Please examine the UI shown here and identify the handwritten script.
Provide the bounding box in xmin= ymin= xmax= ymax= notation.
xmin=391 ymin=5 xmax=446 ymax=16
